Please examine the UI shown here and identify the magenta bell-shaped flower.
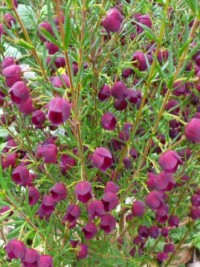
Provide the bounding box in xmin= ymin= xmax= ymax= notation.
xmin=2 ymin=57 xmax=16 ymax=69
xmin=111 ymin=81 xmax=127 ymax=100
xmin=100 ymin=214 xmax=116 ymax=234
xmin=76 ymin=243 xmax=88 ymax=260
xmin=98 ymin=84 xmax=111 ymax=101
xmin=38 ymin=195 xmax=55 ymax=220
xmin=185 ymin=118 xmax=200 ymax=143
xmin=158 ymin=150 xmax=183 ymax=173
xmin=5 ymin=239 xmax=26 ymax=260
xmin=12 ymin=166 xmax=30 ymax=186
xmin=1 ymin=152 xmax=17 ymax=169
xmin=87 ymin=200 xmax=104 ymax=220
xmin=28 ymin=186 xmax=40 ymax=206
xmin=91 ymin=147 xmax=113 ymax=172
xmin=50 ymin=182 xmax=67 ymax=203
xmin=50 ymin=74 xmax=70 ymax=88
xmin=132 ymin=50 xmax=147 ymax=71
xmin=47 ymin=97 xmax=71 ymax=125
xmin=38 ymin=21 xmax=54 ymax=42
xmin=38 ymin=255 xmax=53 ymax=267
xmin=132 ymin=200 xmax=145 ymax=217
xmin=4 ymin=13 xmax=16 ymax=28
xmin=101 ymin=112 xmax=117 ymax=131
xmin=105 ymin=181 xmax=119 ymax=194
xmin=82 ymin=222 xmax=98 ymax=240
xmin=2 ymin=64 xmax=22 ymax=87
xmin=45 ymin=41 xmax=59 ymax=54
xmin=9 ymin=81 xmax=30 ymax=105
xmin=102 ymin=8 xmax=123 ymax=33
xmin=102 ymin=191 xmax=118 ymax=212
xmin=21 ymin=248 xmax=39 ymax=267
xmin=75 ymin=181 xmax=92 ymax=203
xmin=60 ymin=154 xmax=76 ymax=175
xmin=164 ymin=243 xmax=175 ymax=253
xmin=145 ymin=191 xmax=165 ymax=210
xmin=32 ymin=110 xmax=46 ymax=127
xmin=148 ymin=226 xmax=160 ymax=239
xmin=63 ymin=204 xmax=81 ymax=223
xmin=18 ymin=97 xmax=35 ymax=115
xmin=36 ymin=143 xmax=58 ymax=164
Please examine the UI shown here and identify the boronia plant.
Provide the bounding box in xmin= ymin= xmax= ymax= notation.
xmin=0 ymin=0 xmax=200 ymax=266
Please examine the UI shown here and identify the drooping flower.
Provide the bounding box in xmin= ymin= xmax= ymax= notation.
xmin=47 ymin=97 xmax=71 ymax=125
xmin=91 ymin=147 xmax=113 ymax=172
xmin=75 ymin=181 xmax=92 ymax=203
xmin=102 ymin=8 xmax=123 ymax=33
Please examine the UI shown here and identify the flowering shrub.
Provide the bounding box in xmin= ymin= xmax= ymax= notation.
xmin=0 ymin=0 xmax=200 ymax=266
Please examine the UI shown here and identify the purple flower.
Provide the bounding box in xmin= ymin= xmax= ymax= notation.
xmin=114 ymin=98 xmax=127 ymax=110
xmin=76 ymin=243 xmax=88 ymax=260
xmin=132 ymin=51 xmax=147 ymax=71
xmin=161 ymin=227 xmax=169 ymax=237
xmin=148 ymin=226 xmax=160 ymax=239
xmin=132 ymin=200 xmax=145 ymax=217
xmin=82 ymin=222 xmax=98 ymax=240
xmin=28 ymin=186 xmax=40 ymax=206
xmin=91 ymin=147 xmax=113 ymax=172
xmin=138 ymin=225 xmax=149 ymax=238
xmin=47 ymin=97 xmax=71 ymax=125
xmin=185 ymin=118 xmax=200 ymax=143
xmin=159 ymin=150 xmax=183 ymax=173
xmin=45 ymin=41 xmax=59 ymax=54
xmin=2 ymin=57 xmax=16 ymax=69
xmin=105 ymin=181 xmax=119 ymax=194
xmin=156 ymin=205 xmax=169 ymax=223
xmin=2 ymin=64 xmax=21 ymax=78
xmin=5 ymin=239 xmax=26 ymax=260
xmin=164 ymin=243 xmax=175 ymax=253
xmin=38 ymin=195 xmax=55 ymax=220
xmin=22 ymin=248 xmax=39 ymax=267
xmin=190 ymin=208 xmax=200 ymax=220
xmin=157 ymin=252 xmax=168 ymax=262
xmin=38 ymin=21 xmax=54 ymax=41
xmin=75 ymin=181 xmax=92 ymax=203
xmin=100 ymin=214 xmax=116 ymax=233
xmin=111 ymin=81 xmax=127 ymax=100
xmin=9 ymin=81 xmax=30 ymax=105
xmin=36 ymin=143 xmax=58 ymax=164
xmin=127 ymin=89 xmax=138 ymax=104
xmin=147 ymin=172 xmax=175 ymax=191
xmin=87 ymin=200 xmax=104 ymax=220
xmin=50 ymin=182 xmax=67 ymax=203
xmin=145 ymin=191 xmax=164 ymax=210
xmin=38 ymin=255 xmax=53 ymax=267
xmin=102 ymin=8 xmax=123 ymax=33
xmin=18 ymin=97 xmax=35 ymax=115
xmin=32 ymin=110 xmax=46 ymax=128
xmin=102 ymin=191 xmax=118 ymax=212
xmin=1 ymin=152 xmax=17 ymax=169
xmin=101 ymin=113 xmax=117 ymax=131
xmin=60 ymin=154 xmax=76 ymax=175
xmin=50 ymin=74 xmax=70 ymax=88
xmin=133 ymin=14 xmax=152 ymax=34
xmin=12 ymin=166 xmax=30 ymax=186
xmin=169 ymin=92 xmax=180 ymax=109
xmin=98 ymin=85 xmax=111 ymax=101
xmin=63 ymin=204 xmax=81 ymax=223
xmin=168 ymin=215 xmax=179 ymax=227
xmin=4 ymin=14 xmax=16 ymax=28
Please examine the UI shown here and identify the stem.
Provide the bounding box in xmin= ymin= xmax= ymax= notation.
xmin=53 ymin=0 xmax=86 ymax=180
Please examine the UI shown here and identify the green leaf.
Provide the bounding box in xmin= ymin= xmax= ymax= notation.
xmin=39 ymin=28 xmax=60 ymax=47
xmin=15 ymin=39 xmax=34 ymax=50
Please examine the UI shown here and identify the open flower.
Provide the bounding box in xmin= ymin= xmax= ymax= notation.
xmin=91 ymin=147 xmax=113 ymax=172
